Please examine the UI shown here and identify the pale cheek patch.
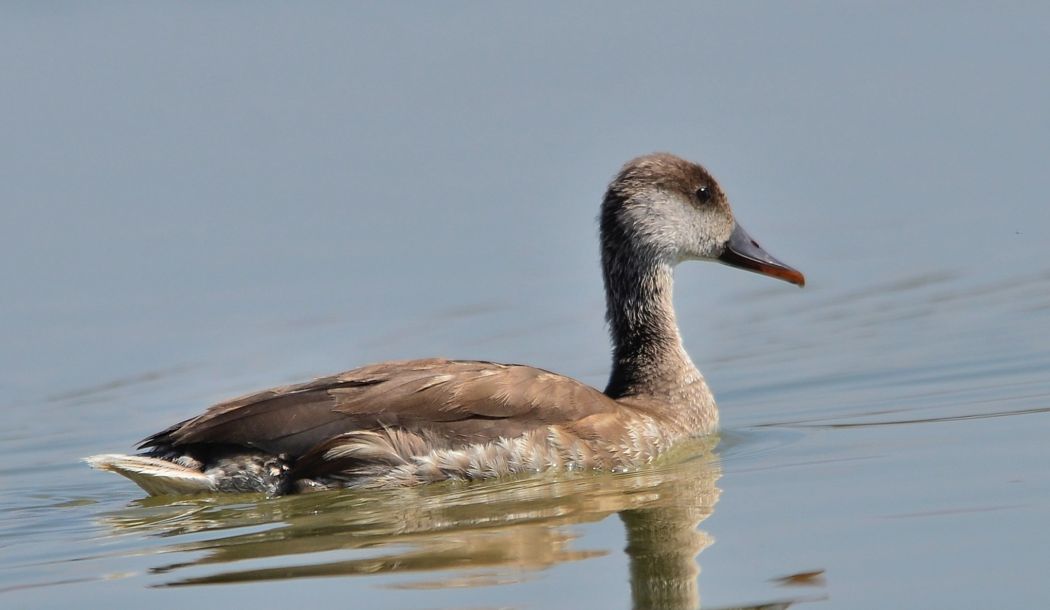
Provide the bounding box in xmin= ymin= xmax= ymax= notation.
xmin=622 ymin=194 xmax=730 ymax=263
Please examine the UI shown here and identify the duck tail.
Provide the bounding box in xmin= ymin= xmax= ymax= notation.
xmin=84 ymin=454 xmax=216 ymax=496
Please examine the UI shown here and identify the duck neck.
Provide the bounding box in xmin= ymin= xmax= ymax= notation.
xmin=602 ymin=251 xmax=701 ymax=400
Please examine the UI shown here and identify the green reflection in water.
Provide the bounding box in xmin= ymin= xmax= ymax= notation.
xmin=99 ymin=439 xmax=711 ymax=604
xmin=92 ymin=437 xmax=814 ymax=609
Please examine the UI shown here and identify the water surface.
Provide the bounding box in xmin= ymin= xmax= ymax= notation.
xmin=2 ymin=3 xmax=1049 ymax=609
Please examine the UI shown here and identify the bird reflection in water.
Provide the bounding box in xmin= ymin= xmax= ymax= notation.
xmin=95 ymin=438 xmax=811 ymax=609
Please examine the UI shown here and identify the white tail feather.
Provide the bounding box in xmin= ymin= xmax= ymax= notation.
xmin=84 ymin=454 xmax=216 ymax=496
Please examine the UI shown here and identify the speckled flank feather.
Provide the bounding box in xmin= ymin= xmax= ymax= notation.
xmin=297 ymin=409 xmax=697 ymax=490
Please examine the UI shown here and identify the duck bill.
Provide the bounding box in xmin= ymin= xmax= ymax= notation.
xmin=718 ymin=223 xmax=805 ymax=287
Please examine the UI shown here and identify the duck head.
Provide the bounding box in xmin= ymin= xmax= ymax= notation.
xmin=600 ymin=153 xmax=805 ymax=287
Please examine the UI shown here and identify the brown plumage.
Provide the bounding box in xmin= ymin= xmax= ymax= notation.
xmin=86 ymin=153 xmax=804 ymax=495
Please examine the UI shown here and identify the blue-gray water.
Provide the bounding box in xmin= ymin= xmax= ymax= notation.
xmin=3 ymin=4 xmax=1049 ymax=609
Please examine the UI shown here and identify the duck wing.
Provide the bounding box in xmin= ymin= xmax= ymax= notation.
xmin=139 ymin=358 xmax=620 ymax=460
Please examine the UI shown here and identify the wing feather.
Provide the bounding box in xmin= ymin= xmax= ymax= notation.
xmin=140 ymin=358 xmax=620 ymax=462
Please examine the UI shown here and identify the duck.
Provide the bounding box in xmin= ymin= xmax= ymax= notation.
xmin=85 ymin=153 xmax=804 ymax=496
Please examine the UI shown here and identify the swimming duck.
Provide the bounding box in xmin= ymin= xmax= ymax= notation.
xmin=86 ymin=153 xmax=804 ymax=496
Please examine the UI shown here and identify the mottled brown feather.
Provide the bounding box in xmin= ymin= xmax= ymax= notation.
xmin=140 ymin=359 xmax=622 ymax=472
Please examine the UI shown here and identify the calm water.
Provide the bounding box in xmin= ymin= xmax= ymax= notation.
xmin=3 ymin=4 xmax=1050 ymax=609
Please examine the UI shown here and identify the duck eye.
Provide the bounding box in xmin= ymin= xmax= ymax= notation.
xmin=695 ymin=185 xmax=713 ymax=204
